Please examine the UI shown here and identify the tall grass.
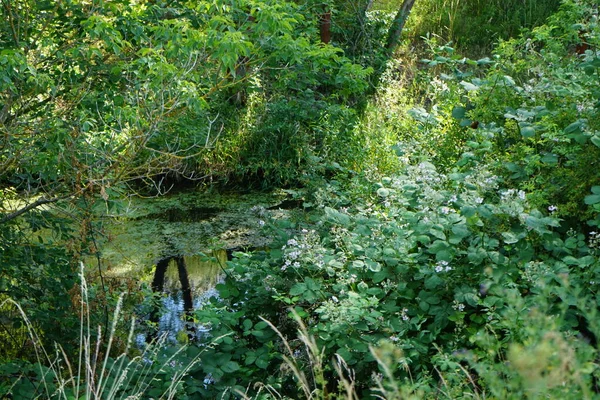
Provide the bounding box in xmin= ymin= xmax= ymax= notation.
xmin=0 ymin=262 xmax=209 ymax=399
xmin=406 ymin=0 xmax=562 ymax=53
xmin=236 ymin=310 xmax=427 ymax=400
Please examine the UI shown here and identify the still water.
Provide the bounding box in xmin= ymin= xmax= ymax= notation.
xmin=137 ymin=250 xmax=227 ymax=345
xmin=94 ymin=190 xmax=296 ymax=344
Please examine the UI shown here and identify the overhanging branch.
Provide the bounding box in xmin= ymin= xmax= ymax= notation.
xmin=0 ymin=193 xmax=74 ymax=224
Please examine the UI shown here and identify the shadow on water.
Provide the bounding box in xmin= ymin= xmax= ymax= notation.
xmin=140 ymin=250 xmax=227 ymax=345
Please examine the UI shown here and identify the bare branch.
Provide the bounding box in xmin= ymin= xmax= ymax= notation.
xmin=0 ymin=193 xmax=74 ymax=224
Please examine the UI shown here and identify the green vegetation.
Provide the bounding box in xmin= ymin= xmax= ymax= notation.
xmin=2 ymin=0 xmax=600 ymax=398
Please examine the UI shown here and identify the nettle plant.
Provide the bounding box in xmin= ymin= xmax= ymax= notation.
xmin=191 ymin=158 xmax=599 ymax=397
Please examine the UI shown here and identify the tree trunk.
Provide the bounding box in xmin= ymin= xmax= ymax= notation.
xmin=385 ymin=0 xmax=417 ymax=56
xmin=320 ymin=11 xmax=331 ymax=44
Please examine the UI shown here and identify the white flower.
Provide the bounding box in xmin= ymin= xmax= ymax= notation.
xmin=287 ymin=250 xmax=300 ymax=260
xmin=258 ymin=220 xmax=265 ymax=227
xmin=434 ymin=260 xmax=452 ymax=273
xmin=287 ymin=239 xmax=298 ymax=246
xmin=475 ymin=197 xmax=484 ymax=204
xmin=548 ymin=205 xmax=558 ymax=212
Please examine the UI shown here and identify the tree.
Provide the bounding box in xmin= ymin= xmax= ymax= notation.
xmin=0 ymin=0 xmax=373 ymax=220
xmin=385 ymin=0 xmax=417 ymax=56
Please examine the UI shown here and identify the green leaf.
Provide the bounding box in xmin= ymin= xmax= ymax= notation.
xmin=452 ymin=106 xmax=466 ymax=119
xmin=366 ymin=260 xmax=382 ymax=272
xmin=519 ymin=124 xmax=535 ymax=138
xmin=563 ymin=256 xmax=580 ymax=266
xmin=425 ymin=275 xmax=444 ymax=289
xmin=255 ymin=356 xmax=269 ymax=369
xmin=564 ymin=120 xmax=584 ymax=134
xmin=501 ymin=232 xmax=519 ymax=244
xmin=428 ymin=240 xmax=449 ymax=254
xmin=460 ymin=81 xmax=478 ymax=91
xmin=591 ymin=136 xmax=600 ymax=148
xmin=289 ymin=283 xmax=307 ymax=296
xmin=377 ymin=188 xmax=390 ymax=197
xmin=324 ymin=206 xmax=351 ymax=226
xmin=373 ymin=270 xmax=389 ymax=283
xmin=541 ymin=153 xmax=558 ymax=165
xmin=221 ymin=361 xmax=240 ymax=373
xmin=584 ymin=194 xmax=600 ymax=205
xmin=243 ymin=319 xmax=253 ymax=331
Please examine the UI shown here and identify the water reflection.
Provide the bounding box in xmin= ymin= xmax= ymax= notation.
xmin=138 ymin=250 xmax=226 ymax=345
xmin=163 ymin=251 xmax=226 ymax=296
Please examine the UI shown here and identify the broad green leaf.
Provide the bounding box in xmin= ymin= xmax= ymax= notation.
xmin=460 ymin=81 xmax=478 ymax=91
xmin=564 ymin=120 xmax=584 ymax=134
xmin=584 ymin=194 xmax=600 ymax=205
xmin=377 ymin=188 xmax=390 ymax=197
xmin=452 ymin=106 xmax=466 ymax=119
xmin=519 ymin=124 xmax=535 ymax=138
xmin=501 ymin=232 xmax=519 ymax=244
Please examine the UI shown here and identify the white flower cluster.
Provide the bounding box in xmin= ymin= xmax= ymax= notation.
xmin=589 ymin=231 xmax=600 ymax=249
xmin=452 ymin=300 xmax=465 ymax=312
xmin=521 ymin=261 xmax=551 ymax=285
xmin=501 ymin=189 xmax=526 ymax=201
xmin=401 ymin=308 xmax=409 ymax=321
xmin=434 ymin=260 xmax=452 ymax=273
xmin=280 ymin=229 xmax=323 ymax=271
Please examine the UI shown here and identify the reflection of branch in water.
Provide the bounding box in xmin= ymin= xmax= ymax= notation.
xmin=175 ymin=256 xmax=194 ymax=316
xmin=150 ymin=255 xmax=199 ymax=340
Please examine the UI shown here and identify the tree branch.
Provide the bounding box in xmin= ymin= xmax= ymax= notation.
xmin=0 ymin=193 xmax=74 ymax=224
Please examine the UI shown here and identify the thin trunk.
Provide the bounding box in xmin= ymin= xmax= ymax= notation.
xmin=385 ymin=0 xmax=417 ymax=56
xmin=319 ymin=11 xmax=331 ymax=44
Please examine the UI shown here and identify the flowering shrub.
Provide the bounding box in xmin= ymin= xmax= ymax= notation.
xmin=187 ymin=150 xmax=599 ymax=397
xmin=180 ymin=1 xmax=600 ymax=397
